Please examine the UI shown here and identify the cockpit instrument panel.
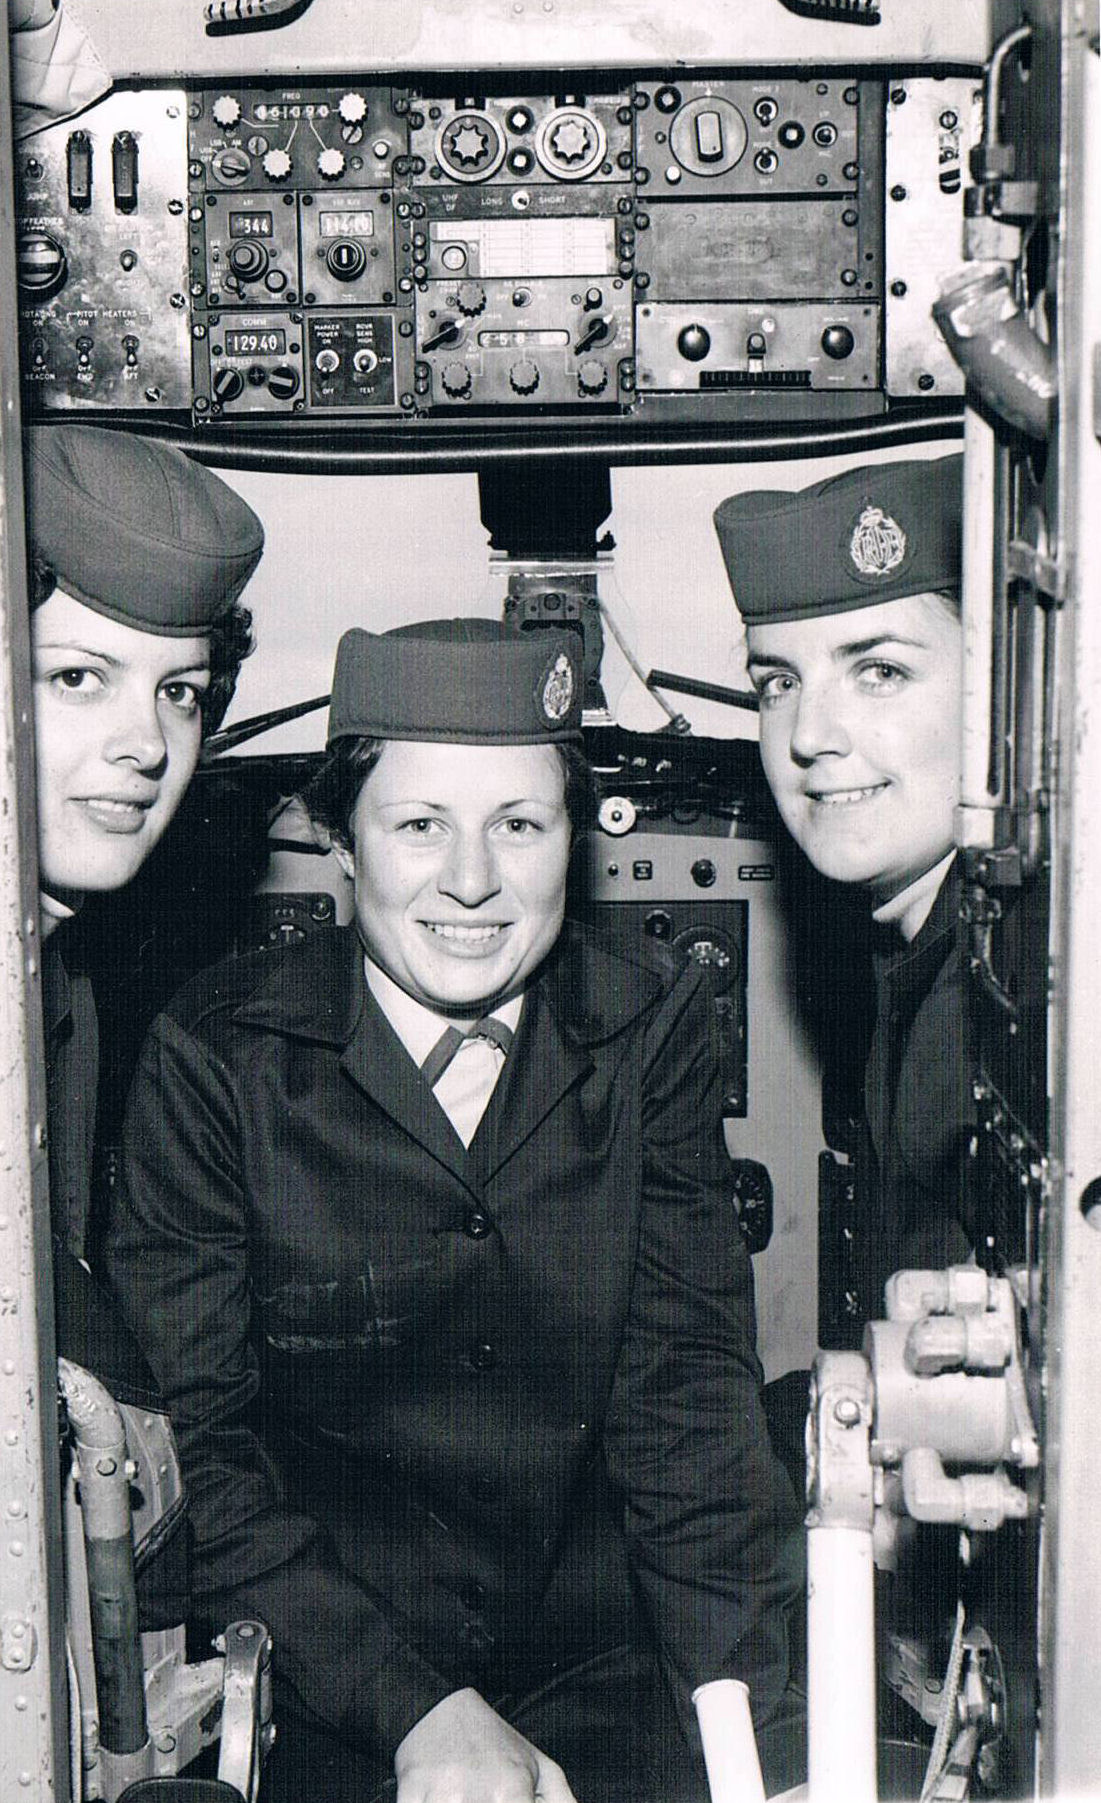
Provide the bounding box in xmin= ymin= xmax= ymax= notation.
xmin=15 ymin=71 xmax=977 ymax=445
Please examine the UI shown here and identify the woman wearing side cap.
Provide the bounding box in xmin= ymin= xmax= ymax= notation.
xmin=105 ymin=618 xmax=806 ymax=1803
xmin=714 ymin=456 xmax=974 ymax=1340
xmin=20 ymin=423 xmax=263 ymax=1587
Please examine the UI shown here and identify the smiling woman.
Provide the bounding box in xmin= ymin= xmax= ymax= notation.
xmin=104 ymin=614 xmax=806 ymax=1803
xmin=714 ymin=456 xmax=973 ymax=1337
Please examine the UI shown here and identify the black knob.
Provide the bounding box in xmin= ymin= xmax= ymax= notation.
xmin=676 ymin=323 xmax=711 ymax=363
xmin=821 ymin=324 xmax=856 ymax=360
xmin=575 ymin=314 xmax=612 ymax=354
xmin=441 ymin=362 xmax=472 ymax=397
xmin=509 ymin=358 xmax=540 ymax=395
xmin=266 ymin=364 xmax=299 ymax=399
xmin=422 ymin=318 xmax=462 ymax=354
xmin=326 ymin=239 xmax=367 ymax=282
xmin=212 ymin=366 xmax=245 ymax=402
xmin=690 ymin=858 xmax=717 ymax=888
xmin=227 ymin=239 xmax=269 ymax=281
xmin=456 ymin=281 xmax=486 ymax=316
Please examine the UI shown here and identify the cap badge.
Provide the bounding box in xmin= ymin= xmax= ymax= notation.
xmin=849 ymin=503 xmax=907 ymax=579
xmin=541 ymin=651 xmax=575 ymax=723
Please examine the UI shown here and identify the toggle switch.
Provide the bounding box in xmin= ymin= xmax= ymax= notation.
xmin=112 ymin=132 xmax=138 ymax=214
xmin=67 ymin=132 xmax=92 ymax=212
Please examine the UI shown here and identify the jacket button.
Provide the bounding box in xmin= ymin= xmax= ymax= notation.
xmin=470 ymin=1341 xmax=496 ymax=1370
xmin=464 ymin=1210 xmax=491 ymax=1239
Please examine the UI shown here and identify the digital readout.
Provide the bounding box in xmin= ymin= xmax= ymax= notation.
xmin=320 ymin=210 xmax=374 ymax=239
xmin=255 ymin=103 xmax=330 ymax=121
xmin=224 ymin=329 xmax=286 ymax=356
xmin=230 ymin=213 xmax=274 ymax=238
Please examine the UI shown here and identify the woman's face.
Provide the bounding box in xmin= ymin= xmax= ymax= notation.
xmin=33 ymin=587 xmax=210 ymax=902
xmin=333 ymin=737 xmax=572 ymax=1016
xmin=746 ymin=590 xmax=962 ymax=901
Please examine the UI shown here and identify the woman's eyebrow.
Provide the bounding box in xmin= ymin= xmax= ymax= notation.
xmin=34 ymin=641 xmax=123 ymax=665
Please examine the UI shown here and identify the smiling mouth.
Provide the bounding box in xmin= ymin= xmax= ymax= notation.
xmin=423 ymin=922 xmax=506 ymax=943
xmin=807 ymin=784 xmax=889 ymax=808
xmin=77 ymin=797 xmax=154 ymax=832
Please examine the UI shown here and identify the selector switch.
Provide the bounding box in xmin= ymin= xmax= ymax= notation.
xmin=668 ymin=95 xmax=747 ymax=177
xmin=422 ymin=319 xmax=462 ymax=354
xmin=266 ymin=365 xmax=300 ymax=400
xmin=695 ymin=110 xmax=725 ymax=163
xmin=18 ymin=231 xmax=68 ymax=297
xmin=326 ymin=239 xmax=367 ymax=282
xmin=677 ymin=323 xmax=711 ymax=363
xmin=212 ymin=366 xmax=245 ymax=403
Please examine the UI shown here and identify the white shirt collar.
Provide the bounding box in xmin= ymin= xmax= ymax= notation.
xmin=872 ymin=850 xmax=956 ymax=944
xmin=363 ymin=956 xmax=524 ymax=1067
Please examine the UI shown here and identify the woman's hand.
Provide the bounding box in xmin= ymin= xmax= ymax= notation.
xmin=394 ymin=1688 xmax=578 ymax=1803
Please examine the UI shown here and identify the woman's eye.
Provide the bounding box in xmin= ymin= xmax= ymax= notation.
xmin=499 ymin=817 xmax=538 ymax=836
xmin=47 ymin=667 xmax=103 ymax=697
xmin=398 ymin=817 xmax=441 ymax=836
xmin=755 ymin=671 xmax=798 ymax=705
xmin=160 ymin=680 xmax=205 ymax=714
xmin=857 ymin=660 xmax=907 ymax=692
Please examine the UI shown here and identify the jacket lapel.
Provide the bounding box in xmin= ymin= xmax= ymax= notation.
xmin=339 ymin=989 xmax=479 ymax=1190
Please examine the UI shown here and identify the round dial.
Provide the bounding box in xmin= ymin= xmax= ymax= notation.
xmin=509 ymin=358 xmax=540 ymax=395
xmin=227 ymin=240 xmax=269 ymax=282
xmin=317 ymin=147 xmax=346 ymax=181
xmin=339 ymin=92 xmax=368 ymax=124
xmin=212 ymin=95 xmax=242 ymax=130
xmin=17 ymin=231 xmax=67 ymax=297
xmin=441 ymin=362 xmax=472 ymax=398
xmin=261 ymin=147 xmax=293 ymax=182
xmin=577 ymin=359 xmax=608 ymax=395
xmin=456 ymin=282 xmax=487 ymax=317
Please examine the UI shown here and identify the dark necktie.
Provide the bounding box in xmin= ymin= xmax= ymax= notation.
xmin=420 ymin=1016 xmax=514 ymax=1089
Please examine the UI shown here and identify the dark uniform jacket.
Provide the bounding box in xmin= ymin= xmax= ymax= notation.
xmin=824 ymin=864 xmax=975 ymax=1338
xmin=104 ymin=921 xmax=802 ymax=1786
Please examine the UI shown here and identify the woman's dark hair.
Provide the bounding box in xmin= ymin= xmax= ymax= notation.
xmin=29 ymin=553 xmax=254 ymax=737
xmin=304 ymin=734 xmax=596 ymax=849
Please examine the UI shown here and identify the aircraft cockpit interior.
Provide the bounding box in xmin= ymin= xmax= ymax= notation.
xmin=1 ymin=1 xmax=1098 ymax=1799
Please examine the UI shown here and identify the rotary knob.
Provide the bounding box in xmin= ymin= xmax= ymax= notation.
xmin=212 ymin=146 xmax=251 ymax=185
xmin=261 ymin=147 xmax=292 ymax=182
xmin=441 ymin=362 xmax=472 ymax=398
xmin=577 ymin=359 xmax=608 ymax=395
xmin=326 ymin=239 xmax=367 ymax=282
xmin=212 ymin=95 xmax=242 ymax=130
xmin=821 ymin=323 xmax=856 ymax=360
xmin=317 ymin=146 xmax=346 ymax=181
xmin=266 ymin=365 xmax=300 ymax=399
xmin=447 ymin=122 xmax=491 ymax=167
xmin=212 ymin=366 xmax=245 ymax=403
xmin=456 ymin=282 xmax=486 ymax=317
xmin=338 ymin=92 xmax=368 ymax=124
xmin=227 ymin=239 xmax=269 ymax=282
xmin=677 ymin=323 xmax=711 ymax=363
xmin=509 ymin=359 xmax=540 ymax=395
xmin=549 ymin=118 xmax=593 ymax=164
